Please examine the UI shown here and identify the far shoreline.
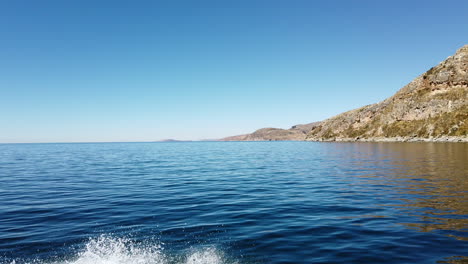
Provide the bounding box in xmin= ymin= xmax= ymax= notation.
xmin=1 ymin=137 xmax=467 ymax=144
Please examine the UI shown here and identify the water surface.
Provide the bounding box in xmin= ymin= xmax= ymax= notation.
xmin=0 ymin=142 xmax=467 ymax=263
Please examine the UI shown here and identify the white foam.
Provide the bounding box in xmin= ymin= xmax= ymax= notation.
xmin=9 ymin=235 xmax=232 ymax=264
xmin=184 ymin=248 xmax=222 ymax=264
xmin=61 ymin=235 xmax=165 ymax=264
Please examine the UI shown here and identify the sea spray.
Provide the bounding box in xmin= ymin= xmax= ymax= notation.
xmin=68 ymin=235 xmax=165 ymax=264
xmin=184 ymin=247 xmax=223 ymax=264
xmin=6 ymin=235 xmax=233 ymax=264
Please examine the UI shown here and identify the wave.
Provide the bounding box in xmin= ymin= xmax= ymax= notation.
xmin=8 ymin=235 xmax=235 ymax=264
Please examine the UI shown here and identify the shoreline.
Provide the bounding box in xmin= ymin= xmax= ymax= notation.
xmin=306 ymin=136 xmax=468 ymax=143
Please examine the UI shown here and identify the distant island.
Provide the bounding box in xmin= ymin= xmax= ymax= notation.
xmin=156 ymin=139 xmax=193 ymax=142
xmin=155 ymin=139 xmax=219 ymax=142
xmin=222 ymin=45 xmax=468 ymax=142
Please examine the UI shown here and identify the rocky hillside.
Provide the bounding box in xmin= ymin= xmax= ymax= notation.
xmin=222 ymin=45 xmax=467 ymax=142
xmin=306 ymin=45 xmax=468 ymax=142
xmin=222 ymin=122 xmax=321 ymax=141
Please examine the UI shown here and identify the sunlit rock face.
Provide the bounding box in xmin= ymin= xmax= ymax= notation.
xmin=306 ymin=45 xmax=468 ymax=142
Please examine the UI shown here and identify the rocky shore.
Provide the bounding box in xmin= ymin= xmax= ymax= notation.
xmin=312 ymin=136 xmax=468 ymax=143
xmin=223 ymin=45 xmax=468 ymax=143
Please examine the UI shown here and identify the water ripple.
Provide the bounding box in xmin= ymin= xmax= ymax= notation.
xmin=0 ymin=142 xmax=467 ymax=263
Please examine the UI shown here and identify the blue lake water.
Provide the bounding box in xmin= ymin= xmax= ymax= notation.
xmin=0 ymin=142 xmax=467 ymax=264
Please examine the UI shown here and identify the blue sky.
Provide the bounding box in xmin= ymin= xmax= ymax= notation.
xmin=1 ymin=0 xmax=467 ymax=143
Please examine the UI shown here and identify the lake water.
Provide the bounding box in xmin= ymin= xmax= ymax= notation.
xmin=0 ymin=142 xmax=467 ymax=264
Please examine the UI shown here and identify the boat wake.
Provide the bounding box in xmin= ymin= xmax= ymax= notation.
xmin=8 ymin=235 xmax=235 ymax=264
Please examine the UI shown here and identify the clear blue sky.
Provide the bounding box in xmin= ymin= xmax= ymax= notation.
xmin=1 ymin=0 xmax=467 ymax=143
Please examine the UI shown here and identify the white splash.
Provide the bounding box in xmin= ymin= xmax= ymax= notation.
xmin=184 ymin=248 xmax=222 ymax=264
xmin=60 ymin=235 xmax=165 ymax=264
xmin=9 ymin=235 xmax=231 ymax=264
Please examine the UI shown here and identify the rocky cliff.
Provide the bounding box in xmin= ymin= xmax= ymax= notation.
xmin=222 ymin=45 xmax=468 ymax=142
xmin=306 ymin=45 xmax=468 ymax=142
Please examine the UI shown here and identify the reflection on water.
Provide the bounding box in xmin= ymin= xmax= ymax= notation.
xmin=0 ymin=142 xmax=467 ymax=264
xmin=332 ymin=143 xmax=468 ymax=241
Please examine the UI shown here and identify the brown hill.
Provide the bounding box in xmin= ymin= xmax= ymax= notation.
xmin=222 ymin=45 xmax=468 ymax=142
xmin=306 ymin=45 xmax=468 ymax=142
xmin=221 ymin=122 xmax=321 ymax=141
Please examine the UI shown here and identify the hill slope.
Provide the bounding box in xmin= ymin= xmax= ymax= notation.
xmin=306 ymin=45 xmax=468 ymax=142
xmin=222 ymin=122 xmax=321 ymax=141
xmin=222 ymin=45 xmax=468 ymax=142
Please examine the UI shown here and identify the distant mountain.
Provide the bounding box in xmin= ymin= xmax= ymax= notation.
xmin=222 ymin=45 xmax=468 ymax=142
xmin=221 ymin=122 xmax=321 ymax=141
xmin=157 ymin=139 xmax=192 ymax=142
